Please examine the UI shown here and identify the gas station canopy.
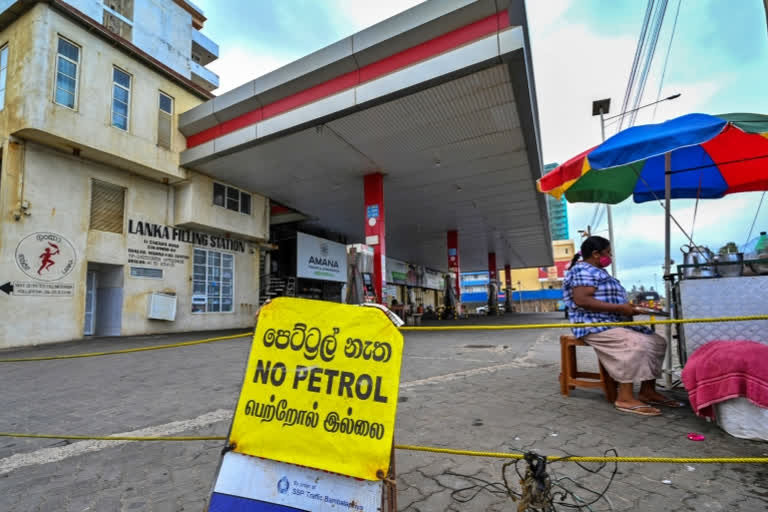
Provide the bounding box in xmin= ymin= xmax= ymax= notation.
xmin=179 ymin=0 xmax=553 ymax=271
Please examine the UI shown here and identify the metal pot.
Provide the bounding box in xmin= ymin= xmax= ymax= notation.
xmin=680 ymin=244 xmax=716 ymax=279
xmin=715 ymin=252 xmax=743 ymax=278
xmin=748 ymin=253 xmax=768 ymax=275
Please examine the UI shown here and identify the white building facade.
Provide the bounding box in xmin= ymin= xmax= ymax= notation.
xmin=0 ymin=0 xmax=266 ymax=348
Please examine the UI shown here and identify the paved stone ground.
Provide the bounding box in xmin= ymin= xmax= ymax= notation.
xmin=0 ymin=313 xmax=766 ymax=511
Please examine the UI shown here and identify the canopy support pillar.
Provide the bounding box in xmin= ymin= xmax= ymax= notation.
xmin=487 ymin=252 xmax=498 ymax=315
xmin=447 ymin=231 xmax=461 ymax=313
xmin=364 ymin=173 xmax=386 ymax=304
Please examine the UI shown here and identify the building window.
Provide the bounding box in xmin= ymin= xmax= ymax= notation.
xmin=55 ymin=37 xmax=79 ymax=109
xmin=0 ymin=46 xmax=8 ymax=110
xmin=103 ymin=0 xmax=134 ymax=40
xmin=192 ymin=248 xmax=234 ymax=313
xmin=130 ymin=267 xmax=163 ymax=279
xmin=90 ymin=180 xmax=125 ymax=233
xmin=213 ymin=182 xmax=251 ymax=215
xmin=112 ymin=67 xmax=131 ymax=131
xmin=158 ymin=92 xmax=173 ymax=149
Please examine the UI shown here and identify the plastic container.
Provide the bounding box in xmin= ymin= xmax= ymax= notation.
xmin=742 ymin=232 xmax=768 ymax=275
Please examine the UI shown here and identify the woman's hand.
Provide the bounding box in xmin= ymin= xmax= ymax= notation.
xmin=616 ymin=303 xmax=640 ymax=317
xmin=574 ymin=287 xmax=642 ymax=317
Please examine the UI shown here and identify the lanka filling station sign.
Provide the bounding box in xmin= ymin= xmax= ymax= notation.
xmin=228 ymin=297 xmax=404 ymax=481
xmin=296 ymin=232 xmax=347 ymax=282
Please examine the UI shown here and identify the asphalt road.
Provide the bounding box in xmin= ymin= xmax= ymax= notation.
xmin=1 ymin=312 xmax=766 ymax=511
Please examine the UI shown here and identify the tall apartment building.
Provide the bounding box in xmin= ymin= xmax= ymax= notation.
xmin=0 ymin=0 xmax=269 ymax=348
xmin=544 ymin=162 xmax=569 ymax=240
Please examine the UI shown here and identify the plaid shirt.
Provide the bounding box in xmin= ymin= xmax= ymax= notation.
xmin=562 ymin=262 xmax=652 ymax=338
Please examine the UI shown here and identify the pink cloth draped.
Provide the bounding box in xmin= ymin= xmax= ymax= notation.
xmin=682 ymin=340 xmax=768 ymax=419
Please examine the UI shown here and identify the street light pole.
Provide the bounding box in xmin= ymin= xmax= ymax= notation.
xmin=591 ymin=93 xmax=681 ymax=279
xmin=593 ymin=99 xmax=618 ymax=277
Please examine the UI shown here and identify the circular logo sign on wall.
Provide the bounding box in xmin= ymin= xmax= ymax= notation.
xmin=15 ymin=232 xmax=77 ymax=282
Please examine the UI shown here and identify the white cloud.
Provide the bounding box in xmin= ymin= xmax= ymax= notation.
xmin=201 ymin=0 xmax=428 ymax=95
xmin=526 ymin=1 xmax=764 ymax=288
xmin=330 ymin=0 xmax=427 ymax=33
xmin=569 ymin=191 xmax=768 ymax=289
xmin=207 ymin=45 xmax=297 ymax=94
xmin=529 ymin=24 xmax=638 ymax=163
xmin=525 ymin=0 xmax=574 ymax=35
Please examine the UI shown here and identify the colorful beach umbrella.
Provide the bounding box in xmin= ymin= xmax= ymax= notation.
xmin=537 ymin=113 xmax=768 ymax=204
xmin=538 ymin=112 xmax=768 ymax=382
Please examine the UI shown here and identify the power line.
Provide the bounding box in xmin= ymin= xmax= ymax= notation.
xmin=628 ymin=0 xmax=669 ymax=128
xmin=618 ymin=0 xmax=656 ymax=132
xmin=652 ymin=0 xmax=683 ymax=120
xmin=589 ymin=204 xmax=601 ymax=227
xmin=593 ymin=204 xmax=607 ymax=232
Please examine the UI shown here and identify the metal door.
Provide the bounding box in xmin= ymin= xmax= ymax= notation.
xmin=84 ymin=270 xmax=96 ymax=335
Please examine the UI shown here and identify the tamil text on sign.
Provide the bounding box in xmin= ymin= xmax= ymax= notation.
xmin=229 ymin=297 xmax=404 ymax=481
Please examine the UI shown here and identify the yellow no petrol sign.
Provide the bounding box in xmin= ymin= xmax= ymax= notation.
xmin=229 ymin=297 xmax=404 ymax=481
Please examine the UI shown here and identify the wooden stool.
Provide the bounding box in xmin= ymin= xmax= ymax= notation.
xmin=559 ymin=335 xmax=617 ymax=403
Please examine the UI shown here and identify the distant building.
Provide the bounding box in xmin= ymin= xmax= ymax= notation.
xmin=544 ymin=163 xmax=569 ymax=240
xmin=460 ymin=239 xmax=576 ymax=312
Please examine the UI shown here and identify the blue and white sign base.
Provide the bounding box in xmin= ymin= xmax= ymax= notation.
xmin=209 ymin=452 xmax=383 ymax=512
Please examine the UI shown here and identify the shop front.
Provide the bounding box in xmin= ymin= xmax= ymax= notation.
xmin=384 ymin=257 xmax=443 ymax=312
xmin=294 ymin=232 xmax=348 ymax=302
xmin=0 ymin=143 xmax=268 ymax=348
xmin=385 ymin=258 xmax=408 ymax=306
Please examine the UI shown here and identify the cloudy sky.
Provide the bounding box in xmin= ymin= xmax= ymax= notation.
xmin=193 ymin=0 xmax=768 ymax=290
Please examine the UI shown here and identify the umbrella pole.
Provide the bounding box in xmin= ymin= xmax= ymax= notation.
xmin=664 ymin=152 xmax=673 ymax=389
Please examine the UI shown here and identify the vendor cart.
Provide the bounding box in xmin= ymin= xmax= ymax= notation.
xmin=674 ymin=273 xmax=768 ymax=366
xmin=669 ymin=261 xmax=768 ymax=439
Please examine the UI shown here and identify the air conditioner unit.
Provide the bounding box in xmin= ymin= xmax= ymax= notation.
xmin=148 ymin=292 xmax=177 ymax=321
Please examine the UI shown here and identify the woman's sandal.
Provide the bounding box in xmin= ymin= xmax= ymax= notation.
xmin=645 ymin=399 xmax=685 ymax=408
xmin=614 ymin=404 xmax=662 ymax=416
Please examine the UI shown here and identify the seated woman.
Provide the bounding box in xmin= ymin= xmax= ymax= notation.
xmin=563 ymin=236 xmax=681 ymax=416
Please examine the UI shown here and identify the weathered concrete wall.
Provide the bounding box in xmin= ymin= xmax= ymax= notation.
xmin=0 ymin=142 xmax=262 ymax=348
xmin=132 ymin=0 xmax=193 ymax=78
xmin=175 ymin=171 xmax=269 ymax=240
xmin=0 ymin=3 xmax=257 ymax=349
xmin=60 ymin=0 xmax=102 ymax=21
xmin=60 ymin=0 xmax=197 ymax=80
xmin=0 ymin=5 xmax=203 ymax=182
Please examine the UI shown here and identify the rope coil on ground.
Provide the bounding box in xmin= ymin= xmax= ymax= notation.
xmin=1 ymin=315 xmax=766 ymax=362
xmin=0 ymin=432 xmax=766 ymax=464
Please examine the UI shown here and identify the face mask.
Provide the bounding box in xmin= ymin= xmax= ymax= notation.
xmin=599 ymin=256 xmax=612 ymax=268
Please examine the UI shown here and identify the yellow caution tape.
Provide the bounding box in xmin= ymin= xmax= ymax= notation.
xmin=1 ymin=432 xmax=766 ymax=464
xmin=394 ymin=444 xmax=768 ymax=464
xmin=0 ymin=333 xmax=249 ymax=362
xmin=0 ymin=432 xmax=227 ymax=441
xmin=2 ymin=315 xmax=766 ymax=362
xmin=399 ymin=315 xmax=768 ymax=331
